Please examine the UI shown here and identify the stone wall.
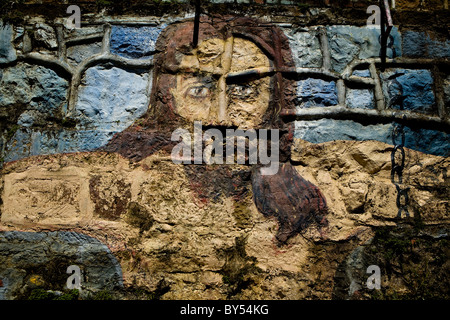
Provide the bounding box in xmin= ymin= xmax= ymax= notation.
xmin=0 ymin=0 xmax=449 ymax=300
xmin=1 ymin=2 xmax=449 ymax=162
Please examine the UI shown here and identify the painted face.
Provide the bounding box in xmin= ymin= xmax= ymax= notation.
xmin=171 ymin=37 xmax=271 ymax=129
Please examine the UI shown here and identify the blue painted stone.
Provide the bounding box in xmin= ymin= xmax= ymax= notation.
xmin=0 ymin=22 xmax=16 ymax=64
xmin=75 ymin=65 xmax=150 ymax=132
xmin=3 ymin=128 xmax=119 ymax=162
xmin=294 ymin=119 xmax=449 ymax=157
xmin=352 ymin=69 xmax=371 ymax=78
xmin=0 ymin=231 xmax=123 ymax=299
xmin=381 ymin=69 xmax=435 ymax=114
xmin=110 ymin=25 xmax=165 ymax=59
xmin=403 ymin=126 xmax=450 ymax=157
xmin=345 ymin=88 xmax=375 ymax=109
xmin=295 ymin=119 xmax=392 ymax=144
xmin=17 ymin=112 xmax=35 ymax=127
xmin=0 ymin=63 xmax=68 ymax=118
xmin=33 ymin=23 xmax=58 ymax=50
xmin=327 ymin=26 xmax=401 ymax=73
xmin=4 ymin=128 xmax=58 ymax=162
xmin=297 ymin=78 xmax=338 ymax=107
xmin=30 ymin=130 xmax=58 ymax=156
xmin=67 ymin=42 xmax=102 ymax=65
xmin=3 ymin=64 xmax=149 ymax=162
xmin=28 ymin=130 xmax=113 ymax=156
xmin=284 ymin=28 xmax=322 ymax=68
xmin=402 ymin=31 xmax=450 ymax=58
xmin=402 ymin=31 xmax=426 ymax=57
xmin=327 ymin=30 xmax=359 ymax=74
xmin=3 ymin=128 xmax=32 ymax=162
xmin=0 ymin=230 xmax=47 ymax=242
xmin=75 ymin=130 xmax=118 ymax=152
xmin=444 ymin=75 xmax=450 ymax=106
xmin=0 ymin=66 xmax=150 ymax=161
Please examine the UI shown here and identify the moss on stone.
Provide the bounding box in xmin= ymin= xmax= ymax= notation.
xmin=5 ymin=124 xmax=19 ymax=141
xmin=232 ymin=199 xmax=252 ymax=229
xmin=126 ymin=201 xmax=154 ymax=233
xmin=88 ymin=290 xmax=113 ymax=300
xmin=364 ymin=226 xmax=450 ymax=300
xmin=219 ymin=235 xmax=261 ymax=298
xmin=27 ymin=288 xmax=79 ymax=300
xmin=55 ymin=289 xmax=80 ymax=300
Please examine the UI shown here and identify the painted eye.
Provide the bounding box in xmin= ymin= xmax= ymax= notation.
xmin=186 ymin=86 xmax=210 ymax=99
xmin=229 ymin=85 xmax=256 ymax=98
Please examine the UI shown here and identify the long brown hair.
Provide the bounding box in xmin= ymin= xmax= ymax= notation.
xmin=101 ymin=18 xmax=328 ymax=243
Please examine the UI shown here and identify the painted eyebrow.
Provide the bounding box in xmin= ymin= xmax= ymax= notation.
xmin=179 ymin=75 xmax=215 ymax=90
xmin=226 ymin=67 xmax=274 ymax=82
